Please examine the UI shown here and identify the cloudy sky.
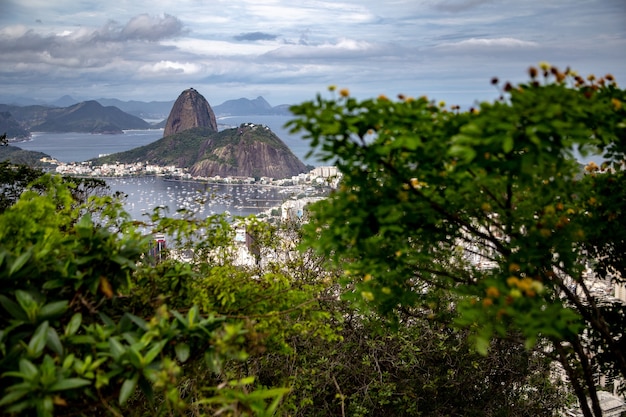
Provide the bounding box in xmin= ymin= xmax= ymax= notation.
xmin=1 ymin=0 xmax=625 ymax=107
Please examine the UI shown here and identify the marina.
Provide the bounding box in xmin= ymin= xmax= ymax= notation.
xmin=104 ymin=176 xmax=303 ymax=220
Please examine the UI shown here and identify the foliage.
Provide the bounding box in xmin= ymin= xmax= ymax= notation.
xmin=0 ymin=161 xmax=111 ymax=213
xmin=288 ymin=66 xmax=626 ymax=417
xmin=218 ymin=218 xmax=568 ymax=416
xmin=0 ymin=176 xmax=295 ymax=416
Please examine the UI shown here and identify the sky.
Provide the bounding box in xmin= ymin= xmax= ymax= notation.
xmin=0 ymin=0 xmax=625 ymax=107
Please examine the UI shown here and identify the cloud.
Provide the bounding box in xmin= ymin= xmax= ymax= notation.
xmin=234 ymin=32 xmax=277 ymax=41
xmin=139 ymin=60 xmax=203 ymax=75
xmin=120 ymin=14 xmax=184 ymax=42
xmin=263 ymin=38 xmax=386 ymax=60
xmin=429 ymin=0 xmax=496 ymax=12
xmin=0 ymin=13 xmax=188 ymax=72
xmin=435 ymin=37 xmax=539 ymax=49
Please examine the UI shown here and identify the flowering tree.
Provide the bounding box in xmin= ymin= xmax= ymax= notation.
xmin=289 ymin=65 xmax=626 ymax=417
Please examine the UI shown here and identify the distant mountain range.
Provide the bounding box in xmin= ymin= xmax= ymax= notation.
xmin=0 ymin=95 xmax=293 ymax=120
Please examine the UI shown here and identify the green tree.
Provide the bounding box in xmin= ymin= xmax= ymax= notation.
xmin=288 ymin=66 xmax=626 ymax=417
xmin=235 ymin=216 xmax=568 ymax=416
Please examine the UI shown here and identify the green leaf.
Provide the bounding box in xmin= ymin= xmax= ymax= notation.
xmin=174 ymin=343 xmax=190 ymax=363
xmin=109 ymin=338 xmax=125 ymax=361
xmin=64 ymin=313 xmax=82 ymax=337
xmin=45 ymin=327 xmax=63 ymax=356
xmin=18 ymin=358 xmax=39 ymax=380
xmin=39 ymin=300 xmax=68 ymax=319
xmin=0 ymin=295 xmax=28 ymax=321
xmin=119 ymin=374 xmax=139 ymax=405
xmin=502 ymin=135 xmax=514 ymax=153
xmin=15 ymin=290 xmax=38 ymax=317
xmin=143 ymin=340 xmax=167 ymax=365
xmin=28 ymin=321 xmax=49 ymax=358
xmin=9 ymin=250 xmax=31 ymax=276
xmin=126 ymin=313 xmax=148 ymax=331
xmin=48 ymin=378 xmax=91 ymax=392
xmin=474 ymin=336 xmax=489 ymax=356
xmin=0 ymin=389 xmax=28 ymax=407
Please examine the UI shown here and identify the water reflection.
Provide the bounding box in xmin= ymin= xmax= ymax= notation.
xmin=105 ymin=176 xmax=299 ymax=220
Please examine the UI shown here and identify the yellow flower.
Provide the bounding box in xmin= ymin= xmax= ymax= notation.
xmin=612 ymin=98 xmax=622 ymax=110
xmin=585 ymin=161 xmax=599 ymax=172
xmin=530 ymin=280 xmax=544 ymax=294
xmin=381 ymin=287 xmax=391 ymax=295
xmin=506 ymin=276 xmax=520 ymax=287
xmin=486 ymin=286 xmax=500 ymax=298
xmin=361 ymin=291 xmax=375 ymax=301
xmin=539 ymin=61 xmax=550 ymax=71
xmin=339 ymin=88 xmax=350 ymax=97
xmin=328 ymin=85 xmax=337 ymax=91
xmin=363 ymin=273 xmax=372 ymax=282
xmin=508 ymin=263 xmax=521 ymax=273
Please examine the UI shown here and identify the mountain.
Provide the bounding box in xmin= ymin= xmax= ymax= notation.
xmin=213 ymin=96 xmax=291 ymax=116
xmin=0 ymin=112 xmax=30 ymax=140
xmin=32 ymin=101 xmax=151 ymax=134
xmin=163 ymin=89 xmax=218 ymax=137
xmin=93 ymin=125 xmax=308 ymax=179
xmin=52 ymin=95 xmax=80 ymax=107
xmin=0 ymin=145 xmax=53 ymax=167
xmin=95 ymin=98 xmax=175 ymax=120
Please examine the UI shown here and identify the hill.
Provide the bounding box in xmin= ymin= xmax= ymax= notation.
xmin=212 ymin=96 xmax=291 ymax=116
xmin=32 ymin=101 xmax=150 ymax=133
xmin=0 ymin=144 xmax=54 ymax=167
xmin=0 ymin=112 xmax=30 ymax=140
xmin=92 ymin=124 xmax=308 ymax=179
xmin=0 ymin=101 xmax=151 ymax=134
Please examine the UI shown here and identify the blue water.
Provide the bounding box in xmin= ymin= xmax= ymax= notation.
xmin=15 ymin=115 xmax=318 ymax=165
xmin=16 ymin=129 xmax=164 ymax=163
xmin=105 ymin=176 xmax=299 ymax=220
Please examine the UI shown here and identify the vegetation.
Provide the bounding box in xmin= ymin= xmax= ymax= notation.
xmin=0 ymin=145 xmax=55 ymax=167
xmin=288 ymin=65 xmax=626 ymax=417
xmin=0 ymin=172 xmax=565 ymax=416
xmin=3 ymin=64 xmax=623 ymax=417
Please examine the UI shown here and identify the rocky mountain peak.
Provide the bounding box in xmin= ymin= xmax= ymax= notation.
xmin=163 ymin=88 xmax=218 ymax=137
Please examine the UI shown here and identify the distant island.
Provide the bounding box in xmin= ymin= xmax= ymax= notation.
xmin=0 ymin=94 xmax=293 ymax=139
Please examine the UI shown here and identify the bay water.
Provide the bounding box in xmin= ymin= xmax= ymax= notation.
xmin=13 ymin=115 xmax=316 ymax=219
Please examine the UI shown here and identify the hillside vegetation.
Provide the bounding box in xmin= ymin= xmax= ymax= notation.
xmin=93 ymin=124 xmax=307 ymax=179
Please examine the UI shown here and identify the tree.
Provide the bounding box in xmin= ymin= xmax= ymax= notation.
xmin=288 ymin=66 xmax=626 ymax=417
xmin=223 ymin=216 xmax=568 ymax=416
